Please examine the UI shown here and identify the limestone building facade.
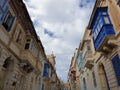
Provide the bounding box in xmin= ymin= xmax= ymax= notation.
xmin=68 ymin=49 xmax=80 ymax=90
xmin=0 ymin=0 xmax=61 ymax=90
xmin=74 ymin=0 xmax=120 ymax=90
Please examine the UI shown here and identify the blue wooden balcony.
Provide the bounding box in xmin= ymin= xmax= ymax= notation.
xmin=89 ymin=7 xmax=116 ymax=52
xmin=94 ymin=24 xmax=115 ymax=51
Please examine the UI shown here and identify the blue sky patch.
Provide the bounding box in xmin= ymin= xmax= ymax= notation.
xmin=79 ymin=0 xmax=95 ymax=8
xmin=44 ymin=29 xmax=54 ymax=37
xmin=24 ymin=0 xmax=96 ymax=82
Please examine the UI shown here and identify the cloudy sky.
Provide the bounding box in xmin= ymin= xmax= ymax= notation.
xmin=24 ymin=0 xmax=95 ymax=82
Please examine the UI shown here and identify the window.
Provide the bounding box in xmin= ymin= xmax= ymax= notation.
xmin=93 ymin=32 xmax=97 ymax=40
xmin=97 ymin=24 xmax=100 ymax=33
xmin=16 ymin=30 xmax=22 ymax=43
xmin=102 ymin=12 xmax=107 ymax=15
xmin=30 ymin=41 xmax=38 ymax=57
xmin=116 ymin=0 xmax=120 ymax=7
xmin=3 ymin=59 xmax=9 ymax=69
xmin=92 ymin=71 xmax=97 ymax=87
xmin=99 ymin=18 xmax=103 ymax=29
xmin=43 ymin=63 xmax=50 ymax=77
xmin=78 ymin=52 xmax=84 ymax=69
xmin=42 ymin=84 xmax=44 ymax=90
xmin=0 ymin=0 xmax=8 ymax=23
xmin=24 ymin=39 xmax=31 ymax=49
xmin=112 ymin=54 xmax=120 ymax=86
xmin=2 ymin=11 xmax=15 ymax=31
xmin=83 ymin=78 xmax=87 ymax=90
xmin=95 ymin=28 xmax=98 ymax=35
xmin=104 ymin=16 xmax=110 ymax=24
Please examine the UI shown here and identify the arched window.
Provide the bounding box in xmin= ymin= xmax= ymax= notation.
xmin=3 ymin=58 xmax=11 ymax=69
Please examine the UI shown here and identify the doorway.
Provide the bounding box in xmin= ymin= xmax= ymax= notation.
xmin=98 ymin=63 xmax=110 ymax=90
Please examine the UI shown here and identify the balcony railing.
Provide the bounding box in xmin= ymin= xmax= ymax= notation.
xmin=20 ymin=50 xmax=37 ymax=68
xmin=19 ymin=62 xmax=33 ymax=73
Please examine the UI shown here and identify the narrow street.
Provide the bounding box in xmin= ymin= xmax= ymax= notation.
xmin=0 ymin=0 xmax=120 ymax=90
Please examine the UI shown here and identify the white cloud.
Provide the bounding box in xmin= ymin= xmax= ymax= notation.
xmin=24 ymin=0 xmax=95 ymax=82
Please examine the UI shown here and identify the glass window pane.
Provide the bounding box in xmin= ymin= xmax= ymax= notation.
xmin=25 ymin=43 xmax=30 ymax=49
xmin=94 ymin=32 xmax=96 ymax=40
xmin=3 ymin=11 xmax=14 ymax=31
xmin=26 ymin=39 xmax=31 ymax=42
xmin=102 ymin=12 xmax=107 ymax=15
xmin=104 ymin=16 xmax=110 ymax=24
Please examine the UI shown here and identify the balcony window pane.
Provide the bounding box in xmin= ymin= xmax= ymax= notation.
xmin=93 ymin=32 xmax=96 ymax=40
xmin=99 ymin=18 xmax=103 ymax=29
xmin=96 ymin=26 xmax=99 ymax=36
xmin=104 ymin=16 xmax=110 ymax=24
xmin=95 ymin=28 xmax=97 ymax=35
xmin=102 ymin=12 xmax=107 ymax=15
xmin=97 ymin=24 xmax=100 ymax=34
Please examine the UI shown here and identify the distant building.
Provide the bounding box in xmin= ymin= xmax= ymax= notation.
xmin=47 ymin=54 xmax=56 ymax=69
xmin=67 ymin=48 xmax=80 ymax=90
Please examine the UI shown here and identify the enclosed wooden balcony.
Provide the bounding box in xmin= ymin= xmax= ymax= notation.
xmin=94 ymin=25 xmax=115 ymax=51
xmin=84 ymin=50 xmax=94 ymax=69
